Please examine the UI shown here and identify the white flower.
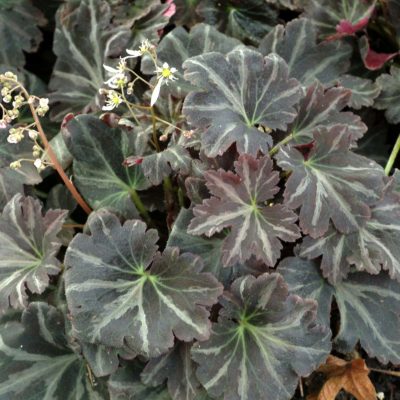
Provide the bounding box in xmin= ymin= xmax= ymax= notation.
xmin=126 ymin=39 xmax=154 ymax=58
xmin=102 ymin=91 xmax=123 ymax=111
xmin=103 ymin=59 xmax=128 ymax=89
xmin=7 ymin=135 xmax=19 ymax=144
xmin=39 ymin=98 xmax=49 ymax=108
xmin=9 ymin=160 xmax=21 ymax=169
xmin=377 ymin=393 xmax=385 ymax=400
xmin=151 ymin=62 xmax=177 ymax=106
xmin=28 ymin=129 xmax=38 ymax=140
xmin=34 ymin=158 xmax=43 ymax=169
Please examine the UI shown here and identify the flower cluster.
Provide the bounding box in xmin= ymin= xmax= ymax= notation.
xmin=101 ymin=39 xmax=178 ymax=111
xmin=0 ymin=72 xmax=50 ymax=172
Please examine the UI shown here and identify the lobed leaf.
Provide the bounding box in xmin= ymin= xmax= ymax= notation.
xmin=183 ymin=48 xmax=303 ymax=157
xmin=189 ymin=154 xmax=301 ymax=266
xmin=284 ymin=82 xmax=366 ymax=145
xmin=0 ymin=194 xmax=67 ymax=313
xmin=375 ymin=65 xmax=400 ymax=124
xmin=191 ymin=273 xmax=331 ymax=400
xmin=259 ymin=18 xmax=352 ymax=86
xmin=299 ymin=185 xmax=400 ymax=283
xmin=336 ymin=75 xmax=381 ymax=110
xmin=0 ymin=302 xmax=107 ymax=399
xmin=62 ymin=114 xmax=151 ymax=218
xmin=49 ymin=0 xmax=126 ymax=120
xmin=196 ymin=0 xmax=278 ymax=45
xmin=141 ymin=342 xmax=202 ymax=400
xmin=278 ymin=257 xmax=400 ymax=364
xmin=141 ymin=23 xmax=242 ymax=97
xmin=64 ymin=210 xmax=223 ymax=358
xmin=0 ymin=0 xmax=46 ymax=67
xmin=276 ymin=126 xmax=385 ymax=237
xmin=303 ymin=0 xmax=376 ymax=39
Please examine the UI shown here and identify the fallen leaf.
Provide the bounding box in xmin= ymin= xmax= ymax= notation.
xmin=308 ymin=355 xmax=377 ymax=400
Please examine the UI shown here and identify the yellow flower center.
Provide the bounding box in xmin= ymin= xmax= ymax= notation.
xmin=112 ymin=95 xmax=121 ymax=105
xmin=161 ymin=68 xmax=172 ymax=78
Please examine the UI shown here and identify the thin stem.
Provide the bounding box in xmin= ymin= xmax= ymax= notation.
xmin=150 ymin=107 xmax=161 ymax=152
xmin=154 ymin=115 xmax=185 ymax=132
xmin=130 ymin=189 xmax=151 ymax=225
xmin=4 ymin=78 xmax=92 ymax=214
xmin=370 ymin=367 xmax=400 ymax=377
xmin=121 ymin=89 xmax=141 ymax=127
xmin=385 ymin=133 xmax=400 ymax=175
xmin=125 ymin=67 xmax=153 ymax=88
xmin=269 ymin=133 xmax=294 ymax=156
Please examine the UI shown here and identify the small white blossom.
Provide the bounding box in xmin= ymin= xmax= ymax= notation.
xmin=377 ymin=392 xmax=385 ymax=400
xmin=151 ymin=62 xmax=177 ymax=106
xmin=126 ymin=39 xmax=154 ymax=58
xmin=103 ymin=59 xmax=129 ymax=89
xmin=36 ymin=98 xmax=49 ymax=116
xmin=9 ymin=160 xmax=21 ymax=169
xmin=28 ymin=129 xmax=38 ymax=140
xmin=34 ymin=158 xmax=44 ymax=171
xmin=102 ymin=91 xmax=123 ymax=111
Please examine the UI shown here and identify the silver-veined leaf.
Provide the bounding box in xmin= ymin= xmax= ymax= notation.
xmin=278 ymin=257 xmax=400 ymax=364
xmin=109 ymin=363 xmax=171 ymax=400
xmin=62 ymin=114 xmax=151 ymax=218
xmin=0 ymin=194 xmax=67 ymax=313
xmin=336 ymin=75 xmax=381 ymax=110
xmin=375 ymin=65 xmax=400 ymax=124
xmin=196 ymin=0 xmax=278 ymax=45
xmin=191 ymin=273 xmax=331 ymax=400
xmin=303 ymin=0 xmax=376 ymax=39
xmin=188 ymin=154 xmax=301 ymax=266
xmin=259 ymin=18 xmax=352 ymax=86
xmin=64 ymin=210 xmax=223 ymax=358
xmin=49 ymin=0 xmax=126 ymax=120
xmin=141 ymin=23 xmax=242 ymax=98
xmin=183 ymin=48 xmax=303 ymax=157
xmin=276 ymin=126 xmax=385 ymax=237
xmin=0 ymin=302 xmax=108 ymax=399
xmin=141 ymin=342 xmax=202 ymax=400
xmin=299 ymin=185 xmax=400 ymax=283
xmin=285 ymin=82 xmax=366 ymax=145
xmin=0 ymin=0 xmax=46 ymax=67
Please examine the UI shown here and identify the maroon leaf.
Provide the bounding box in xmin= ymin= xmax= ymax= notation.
xmin=359 ymin=36 xmax=399 ymax=71
xmin=188 ymin=154 xmax=301 ymax=266
xmin=276 ymin=126 xmax=385 ymax=238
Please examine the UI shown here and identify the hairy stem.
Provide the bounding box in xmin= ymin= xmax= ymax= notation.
xmin=385 ymin=133 xmax=400 ymax=175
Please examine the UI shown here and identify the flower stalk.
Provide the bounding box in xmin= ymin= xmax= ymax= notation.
xmin=384 ymin=133 xmax=400 ymax=175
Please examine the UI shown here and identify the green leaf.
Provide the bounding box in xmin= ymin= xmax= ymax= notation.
xmin=196 ymin=0 xmax=278 ymax=45
xmin=62 ymin=114 xmax=151 ymax=218
xmin=49 ymin=0 xmax=126 ymax=120
xmin=259 ymin=18 xmax=352 ymax=86
xmin=191 ymin=273 xmax=331 ymax=400
xmin=183 ymin=48 xmax=303 ymax=157
xmin=0 ymin=302 xmax=108 ymax=399
xmin=375 ymin=65 xmax=400 ymax=124
xmin=276 ymin=126 xmax=385 ymax=237
xmin=64 ymin=210 xmax=223 ymax=358
xmin=278 ymin=257 xmax=400 ymax=364
xmin=141 ymin=342 xmax=202 ymax=400
xmin=0 ymin=194 xmax=67 ymax=313
xmin=109 ymin=363 xmax=172 ymax=400
xmin=0 ymin=0 xmax=46 ymax=67
xmin=141 ymin=23 xmax=242 ymax=98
